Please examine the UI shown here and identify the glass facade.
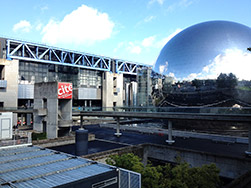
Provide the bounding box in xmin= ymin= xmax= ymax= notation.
xmin=18 ymin=61 xmax=102 ymax=88
xmin=137 ymin=67 xmax=153 ymax=107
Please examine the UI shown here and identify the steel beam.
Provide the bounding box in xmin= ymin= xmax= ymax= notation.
xmin=6 ymin=39 xmax=149 ymax=74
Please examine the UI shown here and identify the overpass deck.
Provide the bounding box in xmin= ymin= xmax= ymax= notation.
xmin=1 ymin=107 xmax=251 ymax=154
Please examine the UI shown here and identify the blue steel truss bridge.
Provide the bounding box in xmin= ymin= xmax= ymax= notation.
xmin=6 ymin=38 xmax=150 ymax=75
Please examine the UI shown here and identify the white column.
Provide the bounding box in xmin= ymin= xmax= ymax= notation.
xmin=166 ymin=120 xmax=175 ymax=144
xmin=114 ymin=117 xmax=122 ymax=137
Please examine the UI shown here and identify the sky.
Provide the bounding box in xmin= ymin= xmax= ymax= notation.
xmin=0 ymin=0 xmax=251 ymax=66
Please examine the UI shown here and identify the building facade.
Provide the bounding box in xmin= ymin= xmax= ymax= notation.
xmin=0 ymin=38 xmax=149 ymax=112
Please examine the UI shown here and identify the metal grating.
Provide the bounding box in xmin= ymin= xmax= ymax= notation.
xmin=18 ymin=84 xmax=34 ymax=99
xmin=119 ymin=168 xmax=141 ymax=188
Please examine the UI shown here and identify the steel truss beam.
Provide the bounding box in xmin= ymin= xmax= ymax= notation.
xmin=6 ymin=39 xmax=111 ymax=72
xmin=6 ymin=39 xmax=149 ymax=74
xmin=116 ymin=60 xmax=146 ymax=75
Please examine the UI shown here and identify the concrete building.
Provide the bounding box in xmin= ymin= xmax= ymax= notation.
xmin=33 ymin=82 xmax=73 ymax=139
xmin=0 ymin=37 xmax=148 ymax=123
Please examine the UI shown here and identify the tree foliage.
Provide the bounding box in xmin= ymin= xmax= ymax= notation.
xmin=216 ymin=73 xmax=237 ymax=89
xmin=192 ymin=79 xmax=203 ymax=88
xmin=106 ymin=153 xmax=221 ymax=188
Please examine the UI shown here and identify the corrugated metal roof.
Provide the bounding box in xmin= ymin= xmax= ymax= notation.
xmin=0 ymin=145 xmax=115 ymax=188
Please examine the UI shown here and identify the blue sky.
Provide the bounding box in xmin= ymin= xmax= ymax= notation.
xmin=0 ymin=0 xmax=251 ymax=66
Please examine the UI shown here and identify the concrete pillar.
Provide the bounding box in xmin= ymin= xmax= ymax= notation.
xmin=80 ymin=115 xmax=83 ymax=128
xmin=21 ymin=114 xmax=24 ymax=126
xmin=142 ymin=146 xmax=148 ymax=166
xmin=166 ymin=120 xmax=175 ymax=145
xmin=89 ymin=100 xmax=92 ymax=111
xmin=245 ymin=124 xmax=251 ymax=155
xmin=26 ymin=114 xmax=31 ymax=126
xmin=47 ymin=99 xmax=58 ymax=139
xmin=28 ymin=132 xmax=32 ymax=144
xmin=114 ymin=117 xmax=122 ymax=137
xmin=33 ymin=98 xmax=43 ymax=132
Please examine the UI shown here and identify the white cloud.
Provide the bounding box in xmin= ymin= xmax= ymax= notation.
xmin=142 ymin=36 xmax=156 ymax=47
xmin=127 ymin=42 xmax=142 ymax=54
xmin=35 ymin=23 xmax=43 ymax=31
xmin=179 ymin=0 xmax=195 ymax=7
xmin=113 ymin=42 xmax=124 ymax=53
xmin=40 ymin=5 xmax=48 ymax=12
xmin=203 ymin=49 xmax=251 ymax=80
xmin=159 ymin=61 xmax=168 ymax=74
xmin=149 ymin=0 xmax=165 ymax=5
xmin=41 ymin=4 xmax=115 ymax=45
xmin=183 ymin=73 xmax=200 ymax=81
xmin=13 ymin=20 xmax=32 ymax=33
xmin=168 ymin=72 xmax=175 ymax=78
xmin=157 ymin=28 xmax=183 ymax=48
xmin=167 ymin=0 xmax=196 ymax=12
xmin=144 ymin=16 xmax=156 ymax=23
xmin=182 ymin=49 xmax=251 ymax=81
xmin=114 ymin=41 xmax=142 ymax=55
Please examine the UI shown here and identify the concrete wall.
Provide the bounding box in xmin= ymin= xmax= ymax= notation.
xmin=33 ymin=82 xmax=72 ymax=139
xmin=102 ymin=72 xmax=123 ymax=108
xmin=84 ymin=143 xmax=251 ymax=179
xmin=0 ymin=59 xmax=18 ymax=108
xmin=84 ymin=145 xmax=144 ymax=164
xmin=144 ymin=144 xmax=251 ymax=179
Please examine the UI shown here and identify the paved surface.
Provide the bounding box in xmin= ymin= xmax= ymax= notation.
xmin=50 ymin=124 xmax=249 ymax=159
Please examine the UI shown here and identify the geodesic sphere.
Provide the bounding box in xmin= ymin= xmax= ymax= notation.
xmin=154 ymin=21 xmax=251 ymax=81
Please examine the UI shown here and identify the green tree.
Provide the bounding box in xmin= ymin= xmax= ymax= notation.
xmin=216 ymin=73 xmax=237 ymax=89
xmin=105 ymin=153 xmax=144 ymax=172
xmin=192 ymin=79 xmax=203 ymax=88
xmin=106 ymin=153 xmax=221 ymax=188
xmin=169 ymin=162 xmax=220 ymax=188
xmin=141 ymin=164 xmax=162 ymax=188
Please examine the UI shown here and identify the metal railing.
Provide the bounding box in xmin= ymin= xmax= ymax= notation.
xmin=72 ymin=106 xmax=251 ymax=115
xmin=1 ymin=106 xmax=251 ymax=115
xmin=0 ymin=130 xmax=32 ymax=147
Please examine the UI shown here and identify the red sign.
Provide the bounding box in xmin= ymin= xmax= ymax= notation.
xmin=58 ymin=82 xmax=72 ymax=99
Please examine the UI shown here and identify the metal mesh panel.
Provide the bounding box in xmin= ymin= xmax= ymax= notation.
xmin=120 ymin=170 xmax=129 ymax=188
xmin=119 ymin=168 xmax=141 ymax=188
xmin=130 ymin=173 xmax=140 ymax=188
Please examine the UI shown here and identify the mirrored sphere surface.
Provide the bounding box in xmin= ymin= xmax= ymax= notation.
xmin=154 ymin=21 xmax=251 ymax=81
